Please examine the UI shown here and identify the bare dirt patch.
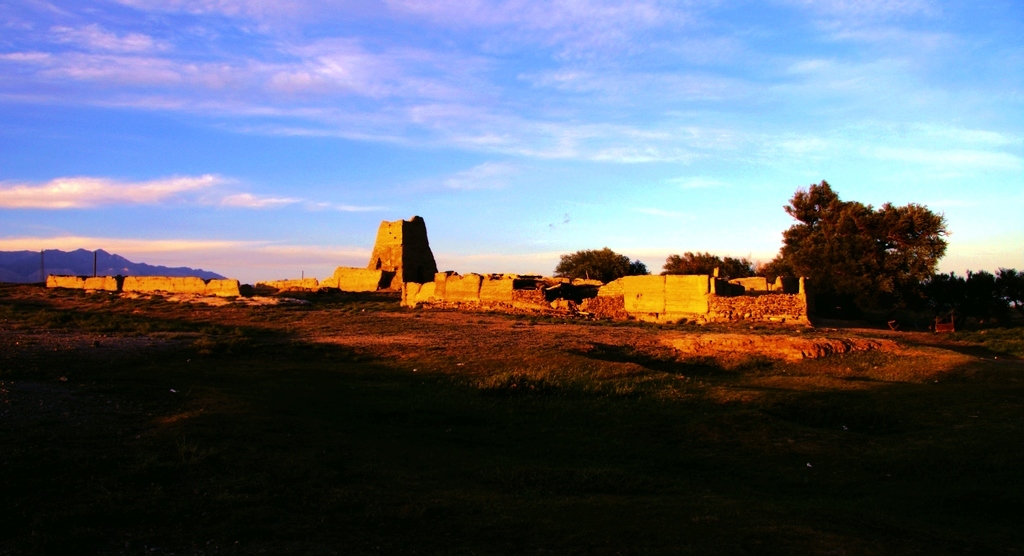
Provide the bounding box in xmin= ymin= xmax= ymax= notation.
xmin=660 ymin=332 xmax=902 ymax=361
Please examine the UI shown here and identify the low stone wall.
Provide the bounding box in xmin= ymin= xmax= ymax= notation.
xmin=402 ymin=272 xmax=571 ymax=311
xmin=46 ymin=275 xmax=120 ymax=292
xmin=321 ymin=267 xmax=394 ymax=292
xmin=48 ymin=275 xmax=240 ymax=297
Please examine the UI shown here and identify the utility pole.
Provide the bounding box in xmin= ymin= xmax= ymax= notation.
xmin=40 ymin=250 xmax=44 ymax=283
xmin=93 ymin=250 xmax=97 ymax=277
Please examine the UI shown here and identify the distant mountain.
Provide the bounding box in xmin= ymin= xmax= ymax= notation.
xmin=0 ymin=249 xmax=225 ymax=283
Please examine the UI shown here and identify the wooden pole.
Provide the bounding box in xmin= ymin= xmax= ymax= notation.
xmin=40 ymin=250 xmax=44 ymax=283
xmin=93 ymin=251 xmax=97 ymax=277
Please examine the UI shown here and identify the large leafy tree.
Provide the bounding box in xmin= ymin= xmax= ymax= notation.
xmin=554 ymin=248 xmax=649 ymax=283
xmin=771 ymin=181 xmax=948 ymax=312
xmin=662 ymin=252 xmax=754 ymax=279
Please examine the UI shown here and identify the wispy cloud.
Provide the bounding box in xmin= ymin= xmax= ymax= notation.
xmin=220 ymin=193 xmax=302 ymax=209
xmin=665 ymin=177 xmax=729 ymax=189
xmin=0 ymin=174 xmax=378 ymax=211
xmin=785 ymin=0 xmax=935 ymax=19
xmin=0 ymin=174 xmax=225 ymax=208
xmin=869 ymin=146 xmax=1023 ymax=170
xmin=384 ymin=0 xmax=685 ymax=57
xmin=51 ymin=24 xmax=165 ymax=52
xmin=631 ymin=207 xmax=688 ymax=218
xmin=444 ymin=162 xmax=518 ymax=190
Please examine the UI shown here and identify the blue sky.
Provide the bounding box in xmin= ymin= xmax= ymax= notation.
xmin=1 ymin=0 xmax=1021 ymax=283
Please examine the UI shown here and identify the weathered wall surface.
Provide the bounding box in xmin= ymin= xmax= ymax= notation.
xmin=666 ymin=275 xmax=711 ymax=314
xmin=204 ymin=279 xmax=242 ymax=297
xmin=47 ymin=275 xmax=84 ymax=289
xmin=124 ymin=276 xmax=207 ymax=295
xmin=49 ymin=275 xmax=120 ymax=291
xmin=596 ymin=275 xmax=712 ymax=322
xmin=444 ymin=273 xmax=484 ymax=303
xmin=402 ymin=281 xmax=437 ymax=307
xmin=83 ymin=276 xmax=120 ymax=291
xmin=367 ymin=216 xmax=438 ymax=286
xmin=479 ymin=275 xmax=514 ymax=303
xmin=621 ymin=275 xmax=666 ymax=315
xmin=730 ymin=277 xmax=768 ymax=292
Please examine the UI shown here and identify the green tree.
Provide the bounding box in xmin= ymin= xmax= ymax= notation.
xmin=662 ymin=251 xmax=755 ymax=279
xmin=554 ymin=248 xmax=649 ymax=283
xmin=774 ymin=181 xmax=948 ymax=312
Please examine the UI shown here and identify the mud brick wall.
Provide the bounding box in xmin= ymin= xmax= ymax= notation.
xmin=707 ymin=293 xmax=808 ymax=324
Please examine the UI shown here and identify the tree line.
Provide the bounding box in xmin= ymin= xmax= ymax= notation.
xmin=554 ymin=181 xmax=1022 ymax=323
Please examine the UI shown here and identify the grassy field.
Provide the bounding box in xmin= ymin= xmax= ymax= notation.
xmin=1 ymin=284 xmax=1022 ymax=555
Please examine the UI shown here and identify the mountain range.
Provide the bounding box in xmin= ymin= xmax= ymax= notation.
xmin=0 ymin=249 xmax=225 ymax=283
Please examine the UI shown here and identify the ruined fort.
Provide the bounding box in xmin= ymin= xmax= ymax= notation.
xmin=45 ymin=216 xmax=810 ymax=324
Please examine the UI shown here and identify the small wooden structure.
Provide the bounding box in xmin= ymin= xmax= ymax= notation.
xmin=934 ymin=313 xmax=955 ymax=333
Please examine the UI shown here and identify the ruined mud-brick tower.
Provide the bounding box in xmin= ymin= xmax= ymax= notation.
xmin=367 ymin=216 xmax=438 ymax=285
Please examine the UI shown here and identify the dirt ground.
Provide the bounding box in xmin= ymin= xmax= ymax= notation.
xmin=1 ymin=284 xmax=1022 ymax=555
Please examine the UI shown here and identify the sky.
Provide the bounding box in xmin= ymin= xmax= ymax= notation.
xmin=0 ymin=0 xmax=1021 ymax=284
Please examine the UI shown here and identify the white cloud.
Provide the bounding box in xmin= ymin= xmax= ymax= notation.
xmin=0 ymin=174 xmax=224 ymax=208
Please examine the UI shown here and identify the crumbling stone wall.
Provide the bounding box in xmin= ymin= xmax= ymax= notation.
xmin=585 ymin=274 xmax=809 ymax=324
xmin=319 ymin=268 xmax=394 ymax=292
xmin=367 ymin=216 xmax=438 ymax=286
xmin=122 ymin=276 xmax=241 ymax=297
xmin=707 ymin=294 xmax=809 ymax=324
xmin=401 ymin=272 xmax=588 ymax=311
